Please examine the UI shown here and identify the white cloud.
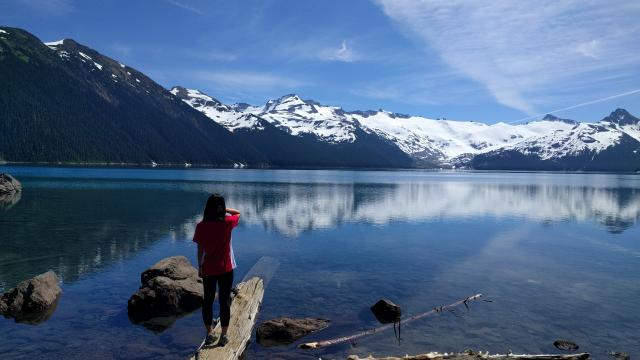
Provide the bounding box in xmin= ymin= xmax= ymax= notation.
xmin=319 ymin=40 xmax=360 ymax=62
xmin=279 ymin=39 xmax=362 ymax=63
xmin=575 ymin=40 xmax=602 ymax=59
xmin=375 ymin=0 xmax=640 ymax=114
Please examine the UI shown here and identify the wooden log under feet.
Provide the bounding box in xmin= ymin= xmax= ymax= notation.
xmin=191 ymin=276 xmax=264 ymax=360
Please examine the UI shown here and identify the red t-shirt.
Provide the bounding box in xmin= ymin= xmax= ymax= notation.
xmin=193 ymin=214 xmax=239 ymax=276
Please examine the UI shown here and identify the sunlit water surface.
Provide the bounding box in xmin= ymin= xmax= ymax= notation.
xmin=1 ymin=167 xmax=639 ymax=359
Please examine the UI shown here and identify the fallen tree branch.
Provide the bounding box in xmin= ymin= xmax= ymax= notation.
xmin=346 ymin=350 xmax=590 ymax=360
xmin=300 ymin=294 xmax=483 ymax=349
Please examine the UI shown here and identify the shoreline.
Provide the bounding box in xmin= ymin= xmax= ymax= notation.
xmin=2 ymin=162 xmax=640 ymax=174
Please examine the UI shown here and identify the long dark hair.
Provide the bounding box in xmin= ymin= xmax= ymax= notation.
xmin=203 ymin=193 xmax=226 ymax=222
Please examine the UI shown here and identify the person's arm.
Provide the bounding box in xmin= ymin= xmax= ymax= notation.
xmin=197 ymin=243 xmax=203 ymax=278
xmin=226 ymin=208 xmax=241 ymax=217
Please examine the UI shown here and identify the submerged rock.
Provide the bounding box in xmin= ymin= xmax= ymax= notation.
xmin=0 ymin=191 xmax=21 ymax=210
xmin=0 ymin=173 xmax=22 ymax=194
xmin=256 ymin=317 xmax=330 ymax=346
xmin=128 ymin=256 xmax=203 ymax=325
xmin=608 ymin=351 xmax=630 ymax=360
xmin=370 ymin=298 xmax=401 ymax=323
xmin=554 ymin=339 xmax=579 ymax=351
xmin=0 ymin=271 xmax=62 ymax=324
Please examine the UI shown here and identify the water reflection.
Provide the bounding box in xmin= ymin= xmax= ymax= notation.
xmin=0 ymin=186 xmax=204 ymax=291
xmin=211 ymin=182 xmax=640 ymax=236
xmin=1 ymin=170 xmax=639 ymax=358
xmin=3 ymin=176 xmax=639 ymax=290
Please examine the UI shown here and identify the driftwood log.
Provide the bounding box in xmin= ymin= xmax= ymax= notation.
xmin=347 ymin=350 xmax=591 ymax=360
xmin=192 ymin=276 xmax=264 ymax=360
xmin=301 ymin=294 xmax=483 ymax=349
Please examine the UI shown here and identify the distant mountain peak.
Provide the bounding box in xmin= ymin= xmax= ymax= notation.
xmin=541 ymin=114 xmax=578 ymax=125
xmin=170 ymin=86 xmax=228 ymax=112
xmin=264 ymin=93 xmax=307 ymax=112
xmin=275 ymin=93 xmax=304 ymax=105
xmin=603 ymin=108 xmax=638 ymax=125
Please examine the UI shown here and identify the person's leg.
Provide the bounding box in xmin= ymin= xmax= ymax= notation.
xmin=217 ymin=270 xmax=234 ymax=336
xmin=202 ymin=275 xmax=218 ymax=334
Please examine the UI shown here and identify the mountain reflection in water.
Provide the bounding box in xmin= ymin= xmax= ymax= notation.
xmin=2 ymin=171 xmax=638 ymax=291
xmin=1 ymin=168 xmax=639 ymax=359
xmin=212 ymin=182 xmax=640 ymax=235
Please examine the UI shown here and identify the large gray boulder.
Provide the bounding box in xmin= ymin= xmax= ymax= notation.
xmin=256 ymin=317 xmax=330 ymax=346
xmin=0 ymin=173 xmax=22 ymax=194
xmin=0 ymin=271 xmax=62 ymax=324
xmin=128 ymin=256 xmax=203 ymax=323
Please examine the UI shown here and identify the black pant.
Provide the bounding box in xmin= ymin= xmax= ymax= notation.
xmin=202 ymin=270 xmax=233 ymax=327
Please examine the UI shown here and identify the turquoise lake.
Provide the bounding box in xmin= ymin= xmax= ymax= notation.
xmin=0 ymin=166 xmax=639 ymax=359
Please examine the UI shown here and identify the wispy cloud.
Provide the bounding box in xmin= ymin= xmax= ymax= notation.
xmin=375 ymin=0 xmax=640 ymax=114
xmin=351 ymin=71 xmax=484 ymax=106
xmin=17 ymin=0 xmax=74 ymax=16
xmin=190 ymin=70 xmax=306 ymax=92
xmin=165 ymin=0 xmax=206 ymax=16
xmin=184 ymin=50 xmax=237 ymax=62
xmin=109 ymin=42 xmax=132 ymax=57
xmin=575 ymin=40 xmax=602 ymax=59
xmin=200 ymin=52 xmax=237 ymax=62
xmin=318 ymin=40 xmax=360 ymax=62
xmin=279 ymin=39 xmax=362 ymax=63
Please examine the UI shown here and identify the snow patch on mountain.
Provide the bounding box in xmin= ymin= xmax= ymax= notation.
xmin=78 ymin=51 xmax=92 ymax=61
xmin=507 ymin=123 xmax=623 ymax=159
xmin=247 ymin=94 xmax=358 ymax=142
xmin=45 ymin=39 xmax=65 ymax=48
xmin=170 ymin=87 xmax=264 ymax=131
xmin=352 ymin=112 xmax=573 ymax=159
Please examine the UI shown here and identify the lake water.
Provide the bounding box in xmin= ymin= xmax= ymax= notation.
xmin=1 ymin=166 xmax=639 ymax=359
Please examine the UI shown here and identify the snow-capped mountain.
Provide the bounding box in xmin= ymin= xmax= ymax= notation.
xmin=469 ymin=109 xmax=640 ymax=171
xmin=173 ymin=87 xmax=575 ymax=162
xmin=173 ymin=87 xmax=640 ymax=170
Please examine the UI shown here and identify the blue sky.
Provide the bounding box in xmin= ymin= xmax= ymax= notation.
xmin=2 ymin=0 xmax=640 ymax=123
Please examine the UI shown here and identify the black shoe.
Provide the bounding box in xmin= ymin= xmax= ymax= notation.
xmin=218 ymin=334 xmax=229 ymax=347
xmin=204 ymin=333 xmax=217 ymax=346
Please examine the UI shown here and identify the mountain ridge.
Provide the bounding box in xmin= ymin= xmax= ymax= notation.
xmin=173 ymin=86 xmax=640 ymax=171
xmin=0 ymin=26 xmax=268 ymax=166
xmin=2 ymin=25 xmax=639 ymax=171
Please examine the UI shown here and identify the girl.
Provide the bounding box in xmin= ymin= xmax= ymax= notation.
xmin=193 ymin=193 xmax=241 ymax=346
